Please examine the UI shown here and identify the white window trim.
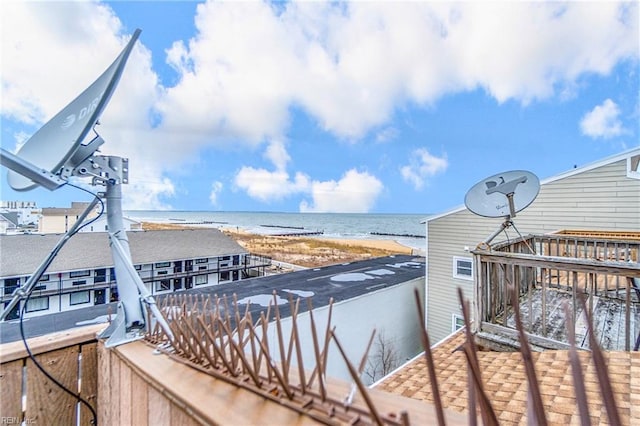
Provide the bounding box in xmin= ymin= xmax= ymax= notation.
xmin=453 ymin=256 xmax=474 ymax=281
xmin=627 ymin=154 xmax=640 ymax=179
xmin=70 ymin=291 xmax=90 ymax=306
xmin=452 ymin=314 xmax=465 ymax=332
xmin=26 ymin=296 xmax=49 ymax=312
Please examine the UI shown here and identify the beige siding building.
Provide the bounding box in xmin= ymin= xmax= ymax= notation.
xmin=424 ymin=148 xmax=640 ymax=343
xmin=39 ymin=202 xmax=99 ymax=233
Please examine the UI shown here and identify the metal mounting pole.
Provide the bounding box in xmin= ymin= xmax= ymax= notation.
xmin=97 ymin=156 xmax=173 ymax=346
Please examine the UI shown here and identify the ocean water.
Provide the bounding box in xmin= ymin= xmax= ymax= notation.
xmin=125 ymin=211 xmax=429 ymax=251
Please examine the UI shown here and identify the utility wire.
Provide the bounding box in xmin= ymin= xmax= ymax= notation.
xmin=19 ymin=184 xmax=104 ymax=425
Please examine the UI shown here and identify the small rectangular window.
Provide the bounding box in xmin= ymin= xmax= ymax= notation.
xmin=453 ymin=257 xmax=473 ymax=281
xmin=195 ymin=275 xmax=207 ymax=285
xmin=155 ymin=262 xmax=171 ymax=268
xmin=26 ymin=297 xmax=49 ymax=312
xmin=39 ymin=275 xmax=50 ymax=281
xmin=452 ymin=314 xmax=465 ymax=332
xmin=220 ymin=271 xmax=230 ymax=281
xmin=195 ymin=258 xmax=208 ymax=264
xmin=70 ymin=291 xmax=90 ymax=305
xmin=155 ymin=280 xmax=171 ymax=292
xmin=134 ymin=265 xmax=142 ymax=271
xmin=628 ymin=154 xmax=640 ymax=179
xmin=70 ymin=270 xmax=90 ymax=278
xmin=72 ymin=280 xmax=87 ymax=286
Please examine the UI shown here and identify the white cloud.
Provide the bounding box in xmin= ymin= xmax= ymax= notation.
xmin=158 ymin=1 xmax=638 ymax=140
xmin=209 ymin=181 xmax=223 ymax=206
xmin=123 ymin=177 xmax=175 ymax=210
xmin=580 ymin=99 xmax=625 ymax=139
xmin=375 ymin=127 xmax=399 ymax=143
xmin=401 ymin=149 xmax=448 ymax=190
xmin=300 ymin=169 xmax=383 ymax=213
xmin=2 ymin=2 xmax=637 ymax=208
xmin=234 ymin=167 xmax=310 ymax=202
xmin=264 ymin=139 xmax=290 ymax=171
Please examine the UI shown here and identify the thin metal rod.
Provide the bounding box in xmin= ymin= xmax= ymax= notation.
xmin=1 ymin=197 xmax=100 ymax=321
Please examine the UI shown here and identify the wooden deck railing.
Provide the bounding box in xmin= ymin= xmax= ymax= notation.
xmin=0 ymin=324 xmax=106 ymax=425
xmin=474 ymin=234 xmax=640 ymax=351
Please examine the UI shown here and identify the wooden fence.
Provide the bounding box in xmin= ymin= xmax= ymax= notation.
xmin=0 ymin=324 xmax=105 ymax=425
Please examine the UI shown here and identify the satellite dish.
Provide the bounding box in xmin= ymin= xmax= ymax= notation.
xmin=7 ymin=29 xmax=141 ymax=191
xmin=464 ymin=170 xmax=540 ymax=218
xmin=1 ymin=28 xmax=173 ymax=348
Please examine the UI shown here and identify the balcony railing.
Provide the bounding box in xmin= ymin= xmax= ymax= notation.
xmin=473 ymin=234 xmax=640 ymax=351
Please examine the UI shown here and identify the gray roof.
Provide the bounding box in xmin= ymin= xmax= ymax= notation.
xmin=1 ymin=255 xmax=425 ymax=343
xmin=0 ymin=229 xmax=247 ymax=277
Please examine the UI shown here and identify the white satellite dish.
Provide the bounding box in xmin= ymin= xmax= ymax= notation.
xmin=465 ymin=170 xmax=540 ymax=247
xmin=6 ymin=29 xmax=141 ymax=191
xmin=0 ymin=29 xmax=172 ymax=347
xmin=465 ymin=170 xmax=540 ymax=218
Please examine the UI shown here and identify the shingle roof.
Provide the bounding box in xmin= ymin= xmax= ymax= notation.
xmin=0 ymin=229 xmax=247 ymax=277
xmin=375 ymin=330 xmax=639 ymax=425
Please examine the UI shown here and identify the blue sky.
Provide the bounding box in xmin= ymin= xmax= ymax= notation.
xmin=1 ymin=1 xmax=638 ymax=214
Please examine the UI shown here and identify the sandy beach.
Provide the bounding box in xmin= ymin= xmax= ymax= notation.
xmin=142 ymin=222 xmax=414 ymax=268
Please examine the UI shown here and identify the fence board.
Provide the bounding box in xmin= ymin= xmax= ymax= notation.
xmin=80 ymin=342 xmax=98 ymax=425
xmin=148 ymin=385 xmax=171 ymax=426
xmin=0 ymin=359 xmax=23 ymax=421
xmin=119 ymin=355 xmax=132 ymax=425
xmin=130 ymin=371 xmax=149 ymax=425
xmin=26 ymin=346 xmax=79 ymax=425
xmin=171 ymin=404 xmax=200 ymax=426
xmin=97 ymin=342 xmax=112 ymax=425
xmin=109 ymin=348 xmax=121 ymax=426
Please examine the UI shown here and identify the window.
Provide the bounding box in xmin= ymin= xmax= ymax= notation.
xmin=4 ymin=278 xmax=20 ymax=294
xmin=70 ymin=270 xmax=90 ymax=278
xmin=72 ymin=280 xmax=87 ymax=286
xmin=220 ymin=271 xmax=230 ymax=281
xmin=173 ymin=279 xmax=183 ymax=290
xmin=39 ymin=275 xmax=50 ymax=281
xmin=628 ymin=154 xmax=640 ymax=179
xmin=155 ymin=262 xmax=171 ymax=268
xmin=155 ymin=280 xmax=171 ymax=292
xmin=452 ymin=314 xmax=465 ymax=332
xmin=157 ymin=271 xmax=168 ymax=276
xmin=134 ymin=265 xmax=142 ymax=271
xmin=453 ymin=257 xmax=473 ymax=280
xmin=94 ymin=269 xmax=107 ymax=283
xmin=34 ymin=285 xmax=47 ymax=291
xmin=26 ymin=297 xmax=49 ymax=312
xmin=195 ymin=258 xmax=208 ymax=264
xmin=70 ymin=291 xmax=90 ymax=305
xmin=195 ymin=275 xmax=207 ymax=285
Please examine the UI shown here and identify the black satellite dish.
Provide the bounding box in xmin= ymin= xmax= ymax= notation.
xmin=465 ymin=170 xmax=540 ymax=247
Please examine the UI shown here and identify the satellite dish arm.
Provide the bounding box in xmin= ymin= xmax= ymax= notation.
xmin=0 ymin=148 xmax=67 ymax=191
xmin=480 ymin=218 xmax=513 ymax=248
